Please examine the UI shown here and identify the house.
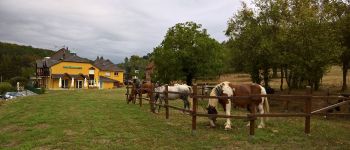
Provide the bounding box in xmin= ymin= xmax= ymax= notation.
xmin=35 ymin=48 xmax=124 ymax=89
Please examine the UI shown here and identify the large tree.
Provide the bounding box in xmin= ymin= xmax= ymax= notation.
xmin=225 ymin=0 xmax=343 ymax=90
xmin=153 ymin=22 xmax=224 ymax=85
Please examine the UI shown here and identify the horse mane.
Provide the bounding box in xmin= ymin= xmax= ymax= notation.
xmin=213 ymin=83 xmax=224 ymax=96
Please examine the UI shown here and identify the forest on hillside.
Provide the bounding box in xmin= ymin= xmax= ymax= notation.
xmin=0 ymin=42 xmax=54 ymax=81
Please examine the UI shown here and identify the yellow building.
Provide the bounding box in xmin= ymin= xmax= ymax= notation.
xmin=36 ymin=48 xmax=124 ymax=89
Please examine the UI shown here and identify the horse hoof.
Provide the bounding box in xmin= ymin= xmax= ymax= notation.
xmin=258 ymin=125 xmax=265 ymax=129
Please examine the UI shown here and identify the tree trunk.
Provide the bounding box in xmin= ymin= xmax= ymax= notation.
xmin=263 ymin=67 xmax=269 ymax=88
xmin=272 ymin=67 xmax=278 ymax=78
xmin=280 ymin=66 xmax=284 ymax=91
xmin=186 ymin=74 xmax=193 ymax=86
xmin=342 ymin=61 xmax=348 ymax=91
xmin=285 ymin=67 xmax=290 ymax=89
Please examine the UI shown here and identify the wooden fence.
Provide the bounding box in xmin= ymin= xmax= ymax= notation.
xmin=125 ymin=84 xmax=350 ymax=136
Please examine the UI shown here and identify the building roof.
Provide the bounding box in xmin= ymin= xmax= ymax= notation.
xmin=93 ymin=57 xmax=124 ymax=72
xmin=36 ymin=48 xmax=93 ymax=68
xmin=36 ymin=48 xmax=123 ymax=72
xmin=100 ymin=76 xmax=119 ymax=82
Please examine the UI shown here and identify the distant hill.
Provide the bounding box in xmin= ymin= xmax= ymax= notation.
xmin=0 ymin=42 xmax=54 ymax=57
xmin=0 ymin=42 xmax=55 ymax=81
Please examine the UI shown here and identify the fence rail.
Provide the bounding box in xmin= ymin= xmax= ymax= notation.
xmin=125 ymin=84 xmax=350 ymax=136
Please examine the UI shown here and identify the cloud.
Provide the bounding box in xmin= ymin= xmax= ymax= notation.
xmin=0 ymin=0 xmax=244 ymax=63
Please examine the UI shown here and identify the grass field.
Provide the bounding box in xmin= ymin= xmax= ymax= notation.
xmin=0 ymin=89 xmax=349 ymax=149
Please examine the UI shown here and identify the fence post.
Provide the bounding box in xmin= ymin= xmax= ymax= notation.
xmin=201 ymin=84 xmax=204 ymax=101
xmin=305 ymin=86 xmax=312 ymax=134
xmin=139 ymin=89 xmax=142 ymax=107
xmin=165 ymin=85 xmax=169 ymax=119
xmin=150 ymin=86 xmax=154 ymax=112
xmin=132 ymin=83 xmax=136 ymax=104
xmin=126 ymin=82 xmax=129 ymax=103
xmin=249 ymin=96 xmax=256 ymax=137
xmin=192 ymin=84 xmax=198 ymax=135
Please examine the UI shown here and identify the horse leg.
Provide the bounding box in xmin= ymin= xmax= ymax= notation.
xmin=257 ymin=103 xmax=265 ymax=128
xmin=224 ymin=101 xmax=232 ymax=130
xmin=157 ymin=98 xmax=163 ymax=113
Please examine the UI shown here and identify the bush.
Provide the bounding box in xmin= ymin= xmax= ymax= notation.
xmin=9 ymin=76 xmax=28 ymax=87
xmin=26 ymin=86 xmax=45 ymax=94
xmin=0 ymin=82 xmax=14 ymax=94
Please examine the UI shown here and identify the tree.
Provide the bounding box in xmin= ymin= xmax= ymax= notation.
xmin=153 ymin=22 xmax=224 ymax=85
xmin=119 ymin=55 xmax=150 ymax=80
xmin=225 ymin=0 xmax=343 ymax=90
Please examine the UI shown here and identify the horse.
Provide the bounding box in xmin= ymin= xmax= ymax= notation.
xmin=127 ymin=81 xmax=154 ymax=104
xmin=154 ymin=84 xmax=192 ymax=113
xmin=207 ymin=81 xmax=270 ymax=130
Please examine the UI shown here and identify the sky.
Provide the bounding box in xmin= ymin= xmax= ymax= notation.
xmin=0 ymin=0 xmax=246 ymax=63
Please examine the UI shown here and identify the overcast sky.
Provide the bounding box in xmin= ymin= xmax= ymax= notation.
xmin=0 ymin=0 xmax=246 ymax=63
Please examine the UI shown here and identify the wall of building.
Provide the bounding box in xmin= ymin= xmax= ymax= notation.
xmin=50 ymin=62 xmax=101 ymax=85
xmin=102 ymin=82 xmax=114 ymax=89
xmin=99 ymin=71 xmax=124 ymax=84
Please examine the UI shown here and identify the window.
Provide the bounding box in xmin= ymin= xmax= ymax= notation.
xmin=114 ymin=72 xmax=118 ymax=76
xmin=105 ymin=72 xmax=111 ymax=77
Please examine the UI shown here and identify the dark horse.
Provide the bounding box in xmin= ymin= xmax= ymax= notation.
xmin=127 ymin=81 xmax=154 ymax=104
xmin=207 ymin=81 xmax=270 ymax=130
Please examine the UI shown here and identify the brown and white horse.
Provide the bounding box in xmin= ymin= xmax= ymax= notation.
xmin=207 ymin=81 xmax=270 ymax=130
xmin=127 ymin=81 xmax=154 ymax=104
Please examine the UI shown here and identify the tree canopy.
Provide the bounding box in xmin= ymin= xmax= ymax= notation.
xmin=152 ymin=22 xmax=224 ymax=85
xmin=225 ymin=0 xmax=346 ymax=90
xmin=0 ymin=42 xmax=54 ymax=81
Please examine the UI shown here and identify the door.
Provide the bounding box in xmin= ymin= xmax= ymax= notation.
xmin=76 ymin=80 xmax=83 ymax=89
xmin=61 ymin=79 xmax=68 ymax=88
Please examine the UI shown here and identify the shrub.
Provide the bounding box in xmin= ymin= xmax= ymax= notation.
xmin=9 ymin=76 xmax=28 ymax=87
xmin=0 ymin=82 xmax=14 ymax=94
xmin=26 ymin=86 xmax=45 ymax=94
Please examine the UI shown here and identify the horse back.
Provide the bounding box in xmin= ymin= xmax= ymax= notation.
xmin=228 ymin=83 xmax=263 ymax=107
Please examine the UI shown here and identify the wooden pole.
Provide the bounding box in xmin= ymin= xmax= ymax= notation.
xmin=201 ymin=84 xmax=204 ymax=101
xmin=192 ymin=84 xmax=198 ymax=135
xmin=305 ymin=86 xmax=312 ymax=134
xmin=165 ymin=85 xmax=169 ymax=119
xmin=126 ymin=82 xmax=129 ymax=103
xmin=249 ymin=97 xmax=256 ymax=136
xmin=150 ymin=86 xmax=154 ymax=112
xmin=139 ymin=91 xmax=142 ymax=107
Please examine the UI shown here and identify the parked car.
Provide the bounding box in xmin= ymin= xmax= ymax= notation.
xmin=4 ymin=92 xmax=21 ymax=100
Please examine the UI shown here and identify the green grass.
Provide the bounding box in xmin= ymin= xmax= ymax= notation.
xmin=0 ymin=89 xmax=349 ymax=149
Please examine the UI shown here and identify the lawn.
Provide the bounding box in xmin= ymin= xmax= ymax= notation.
xmin=0 ymin=89 xmax=349 ymax=149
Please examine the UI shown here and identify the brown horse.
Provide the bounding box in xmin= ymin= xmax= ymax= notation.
xmin=127 ymin=81 xmax=154 ymax=104
xmin=207 ymin=81 xmax=270 ymax=130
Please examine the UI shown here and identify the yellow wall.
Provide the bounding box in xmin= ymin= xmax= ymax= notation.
xmin=50 ymin=62 xmax=101 ymax=84
xmin=51 ymin=62 xmax=99 ymax=76
xmin=102 ymin=82 xmax=114 ymax=89
xmin=99 ymin=71 xmax=124 ymax=84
